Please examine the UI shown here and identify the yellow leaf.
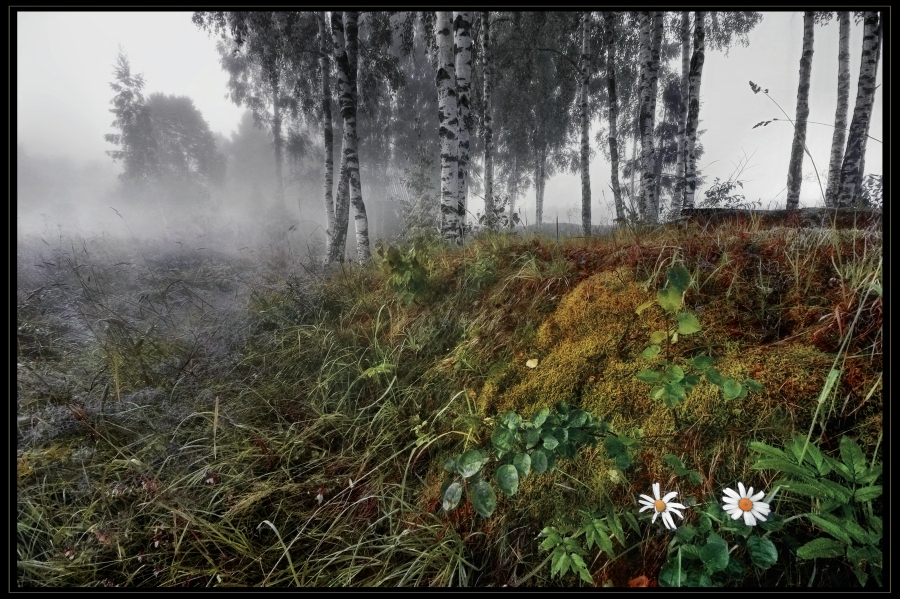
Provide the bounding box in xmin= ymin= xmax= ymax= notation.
xmin=526 ymin=358 xmax=539 ymax=368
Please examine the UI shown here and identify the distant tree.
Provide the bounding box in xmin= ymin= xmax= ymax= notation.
xmin=579 ymin=11 xmax=592 ymax=235
xmin=454 ymin=12 xmax=473 ymax=232
xmin=480 ymin=11 xmax=496 ymax=230
xmin=104 ymin=49 xmax=155 ymax=185
xmin=436 ymin=11 xmax=460 ymax=243
xmin=681 ymin=11 xmax=706 ymax=214
xmin=603 ymin=12 xmax=626 ymax=224
xmin=824 ymin=12 xmax=851 ymax=207
xmin=637 ymin=11 xmax=663 ymax=223
xmin=837 ymin=11 xmax=882 ymax=207
xmin=785 ymin=11 xmax=815 ymax=210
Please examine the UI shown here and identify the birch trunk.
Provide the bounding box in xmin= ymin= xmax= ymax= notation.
xmin=272 ymin=89 xmax=284 ymax=208
xmin=674 ymin=11 xmax=690 ymax=217
xmin=824 ymin=12 xmax=850 ymax=208
xmin=535 ymin=147 xmax=545 ymax=228
xmin=837 ymin=11 xmax=882 ymax=207
xmin=317 ymin=12 xmax=335 ymax=260
xmin=436 ymin=12 xmax=460 ymax=242
xmin=683 ymin=11 xmax=706 ymax=212
xmin=638 ymin=12 xmax=663 ymax=223
xmin=481 ymin=11 xmax=494 ymax=230
xmin=786 ymin=12 xmax=815 ymax=210
xmin=604 ymin=13 xmax=625 ymax=224
xmin=454 ymin=12 xmax=473 ymax=233
xmin=509 ymin=156 xmax=517 ymax=229
xmin=580 ymin=11 xmax=592 ymax=236
xmin=342 ymin=12 xmax=369 ymax=261
xmin=328 ymin=11 xmax=350 ymax=264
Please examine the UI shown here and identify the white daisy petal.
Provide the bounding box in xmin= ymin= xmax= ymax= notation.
xmin=639 ymin=494 xmax=654 ymax=504
xmin=669 ymin=507 xmax=684 ymax=519
xmin=738 ymin=482 xmax=747 ymax=497
xmin=750 ymin=490 xmax=765 ymax=502
xmin=651 ymin=511 xmax=659 ymax=524
xmin=668 ymin=502 xmax=686 ymax=510
xmin=729 ymin=507 xmax=743 ymax=520
xmin=750 ymin=508 xmax=768 ymax=522
xmin=662 ymin=491 xmax=679 ymax=503
xmin=652 ymin=482 xmax=661 ymax=499
xmin=722 ymin=487 xmax=740 ymax=501
xmin=754 ymin=502 xmax=771 ymax=515
xmin=743 ymin=510 xmax=756 ymax=527
xmin=639 ymin=504 xmax=653 ymax=513
xmin=662 ymin=512 xmax=676 ymax=530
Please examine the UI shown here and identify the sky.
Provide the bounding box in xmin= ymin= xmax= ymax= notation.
xmin=16 ymin=10 xmax=884 ymax=230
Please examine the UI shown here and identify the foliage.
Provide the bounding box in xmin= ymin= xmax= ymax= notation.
xmin=376 ymin=240 xmax=430 ymax=305
xmin=750 ymin=435 xmax=883 ymax=586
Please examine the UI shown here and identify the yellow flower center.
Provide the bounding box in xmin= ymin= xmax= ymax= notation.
xmin=738 ymin=497 xmax=754 ymax=512
xmin=654 ymin=499 xmax=666 ymax=512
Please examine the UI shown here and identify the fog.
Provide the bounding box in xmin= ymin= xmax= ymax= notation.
xmin=16 ymin=11 xmax=883 ymax=250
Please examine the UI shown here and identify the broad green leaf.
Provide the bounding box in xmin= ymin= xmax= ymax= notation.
xmin=752 ymin=457 xmax=812 ymax=478
xmin=854 ymin=485 xmax=882 ymax=502
xmin=457 ymin=449 xmax=488 ymax=479
xmin=443 ymin=457 xmax=457 ymax=473
xmin=499 ymin=410 xmax=522 ymax=429
xmin=471 ymin=480 xmax=497 ymax=518
xmin=491 ymin=427 xmax=517 ymax=453
xmin=543 ymin=435 xmax=559 ymax=451
xmin=700 ymin=533 xmax=729 ymax=573
xmin=705 ymin=368 xmax=726 ymax=387
xmin=637 ymin=369 xmax=663 ymax=384
xmin=663 ymin=453 xmax=688 ymax=474
xmin=650 ymin=330 xmax=668 ymax=344
xmin=606 ymin=503 xmax=626 ymax=544
xmin=524 ymin=427 xmax=540 ymax=449
xmin=746 ymin=536 xmax=778 ymax=569
xmin=622 ymin=510 xmax=640 ymax=533
xmin=797 ymin=537 xmax=845 ymax=560
xmin=674 ymin=525 xmax=697 ymax=543
xmin=571 ymin=553 xmax=594 ymax=584
xmin=495 ymin=464 xmax=519 ymax=497
xmin=681 ymin=374 xmax=701 ymax=393
xmin=691 ymin=355 xmax=715 ymax=370
xmin=667 ymin=266 xmax=691 ymax=293
xmin=807 ymin=514 xmax=852 ymax=544
xmin=513 ymin=452 xmax=532 ymax=478
xmin=666 ymin=364 xmax=685 ymax=382
xmin=651 ymin=385 xmax=667 ymax=400
xmin=531 ymin=407 xmax=550 ymax=427
xmin=641 ymin=345 xmax=661 ymax=360
xmin=749 ymin=441 xmax=793 ymax=463
xmin=604 ymin=435 xmax=625 ymax=458
xmin=583 ymin=518 xmax=614 ymax=555
xmin=840 ymin=517 xmax=873 ymax=545
xmin=723 ymin=379 xmax=743 ymax=401
xmin=676 ymin=311 xmax=701 ymax=335
xmin=657 ymin=286 xmax=683 ymax=314
xmin=442 ymin=482 xmax=463 ymax=511
xmin=531 ymin=449 xmax=549 ymax=473
xmin=567 ymin=409 xmax=588 ymax=427
xmin=665 ymin=382 xmax=686 ymax=404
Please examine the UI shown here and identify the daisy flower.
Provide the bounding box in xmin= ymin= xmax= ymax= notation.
xmin=638 ymin=482 xmax=686 ymax=530
xmin=722 ymin=482 xmax=771 ymax=526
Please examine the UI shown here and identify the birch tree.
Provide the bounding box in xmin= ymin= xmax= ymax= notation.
xmin=837 ymin=11 xmax=882 ymax=207
xmin=682 ymin=11 xmax=706 ymax=213
xmin=673 ymin=12 xmax=690 ymax=217
xmin=481 ymin=11 xmax=495 ymax=230
xmin=453 ymin=12 xmax=473 ymax=234
xmin=317 ymin=12 xmax=335 ymax=259
xmin=436 ymin=12 xmax=460 ymax=242
xmin=824 ymin=12 xmax=851 ymax=208
xmin=785 ymin=11 xmax=815 ymax=210
xmin=603 ymin=12 xmax=626 ymax=224
xmin=579 ymin=11 xmax=592 ymax=235
xmin=637 ymin=11 xmax=663 ymax=223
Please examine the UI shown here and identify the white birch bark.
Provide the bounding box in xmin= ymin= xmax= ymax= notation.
xmin=317 ymin=12 xmax=335 ymax=261
xmin=342 ymin=11 xmax=369 ymax=261
xmin=638 ymin=12 xmax=662 ymax=223
xmin=328 ymin=11 xmax=350 ymax=264
xmin=454 ymin=12 xmax=472 ymax=234
xmin=837 ymin=11 xmax=882 ymax=207
xmin=436 ymin=12 xmax=460 ymax=242
xmin=824 ymin=12 xmax=850 ymax=208
xmin=481 ymin=11 xmax=494 ymax=230
xmin=674 ymin=11 xmax=690 ymax=217
xmin=604 ymin=12 xmax=625 ymax=224
xmin=785 ymin=12 xmax=815 ymax=210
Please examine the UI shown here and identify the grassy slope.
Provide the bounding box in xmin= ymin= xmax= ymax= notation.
xmin=16 ymin=217 xmax=882 ymax=587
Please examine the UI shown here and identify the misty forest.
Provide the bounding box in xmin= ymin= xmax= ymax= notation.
xmin=17 ymin=11 xmax=883 ymax=588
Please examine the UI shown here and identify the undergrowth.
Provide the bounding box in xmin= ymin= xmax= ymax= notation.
xmin=17 ymin=214 xmax=882 ymax=587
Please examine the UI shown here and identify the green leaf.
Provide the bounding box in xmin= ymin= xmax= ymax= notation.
xmin=666 ymin=365 xmax=685 ymax=382
xmin=542 ymin=434 xmax=559 ymax=451
xmin=650 ymin=330 xmax=668 ymax=344
xmin=663 ymin=453 xmax=688 ymax=475
xmin=641 ymin=345 xmax=661 ymax=360
xmin=531 ymin=407 xmax=550 ymax=427
xmin=840 ymin=517 xmax=874 ymax=545
xmin=651 ymin=385 xmax=666 ymax=400
xmin=491 ymin=427 xmax=517 ymax=453
xmin=743 ymin=378 xmax=764 ymax=393
xmin=604 ymin=435 xmax=625 ymax=458
xmin=635 ymin=299 xmax=656 ymax=315
xmin=531 ymin=449 xmax=549 ymax=474
xmin=700 ymin=533 xmax=729 ymax=573
xmin=705 ymin=368 xmax=726 ymax=387
xmin=746 ymin=536 xmax=778 ymax=569
xmin=622 ymin=510 xmax=640 ymax=533
xmin=691 ymin=355 xmax=715 ymax=370
xmin=664 ymin=382 xmax=686 ymax=404
xmin=572 ymin=553 xmax=594 ymax=584
xmin=583 ymin=518 xmax=614 ymax=555
xmin=676 ymin=311 xmax=702 ymax=335
xmin=606 ymin=503 xmax=626 ymax=544
xmin=495 ymin=464 xmax=519 ymax=497
xmin=854 ymin=485 xmax=882 ymax=502
xmin=807 ymin=514 xmax=852 ymax=545
xmin=749 ymin=441 xmax=791 ymax=462
xmin=667 ymin=266 xmax=691 ymax=293
xmin=442 ymin=482 xmax=463 ymax=511
xmin=839 ymin=435 xmax=868 ymax=481
xmin=499 ymin=410 xmax=522 ymax=430
xmin=681 ymin=374 xmax=701 ymax=393
xmin=752 ymin=457 xmax=812 ymax=478
xmin=674 ymin=525 xmax=697 ymax=543
xmin=797 ymin=538 xmax=845 ymax=560
xmin=471 ymin=480 xmax=497 ymax=518
xmin=567 ymin=409 xmax=588 ymax=428
xmin=723 ymin=379 xmax=743 ymax=401
xmin=513 ymin=452 xmax=532 ymax=478
xmin=657 ymin=286 xmax=683 ymax=313
xmin=457 ymin=449 xmax=489 ymax=479
xmin=637 ymin=369 xmax=663 ymax=384
xmin=524 ymin=427 xmax=541 ymax=449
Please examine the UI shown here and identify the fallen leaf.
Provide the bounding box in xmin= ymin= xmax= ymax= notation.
xmin=526 ymin=358 xmax=538 ymax=369
xmin=628 ymin=575 xmax=650 ymax=587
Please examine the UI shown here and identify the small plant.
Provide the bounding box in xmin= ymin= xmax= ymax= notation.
xmin=476 ymin=194 xmax=521 ymax=232
xmin=635 ymin=266 xmax=764 ymax=408
xmin=440 ymin=402 xmax=614 ymax=518
xmin=375 ymin=240 xmax=429 ymax=305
